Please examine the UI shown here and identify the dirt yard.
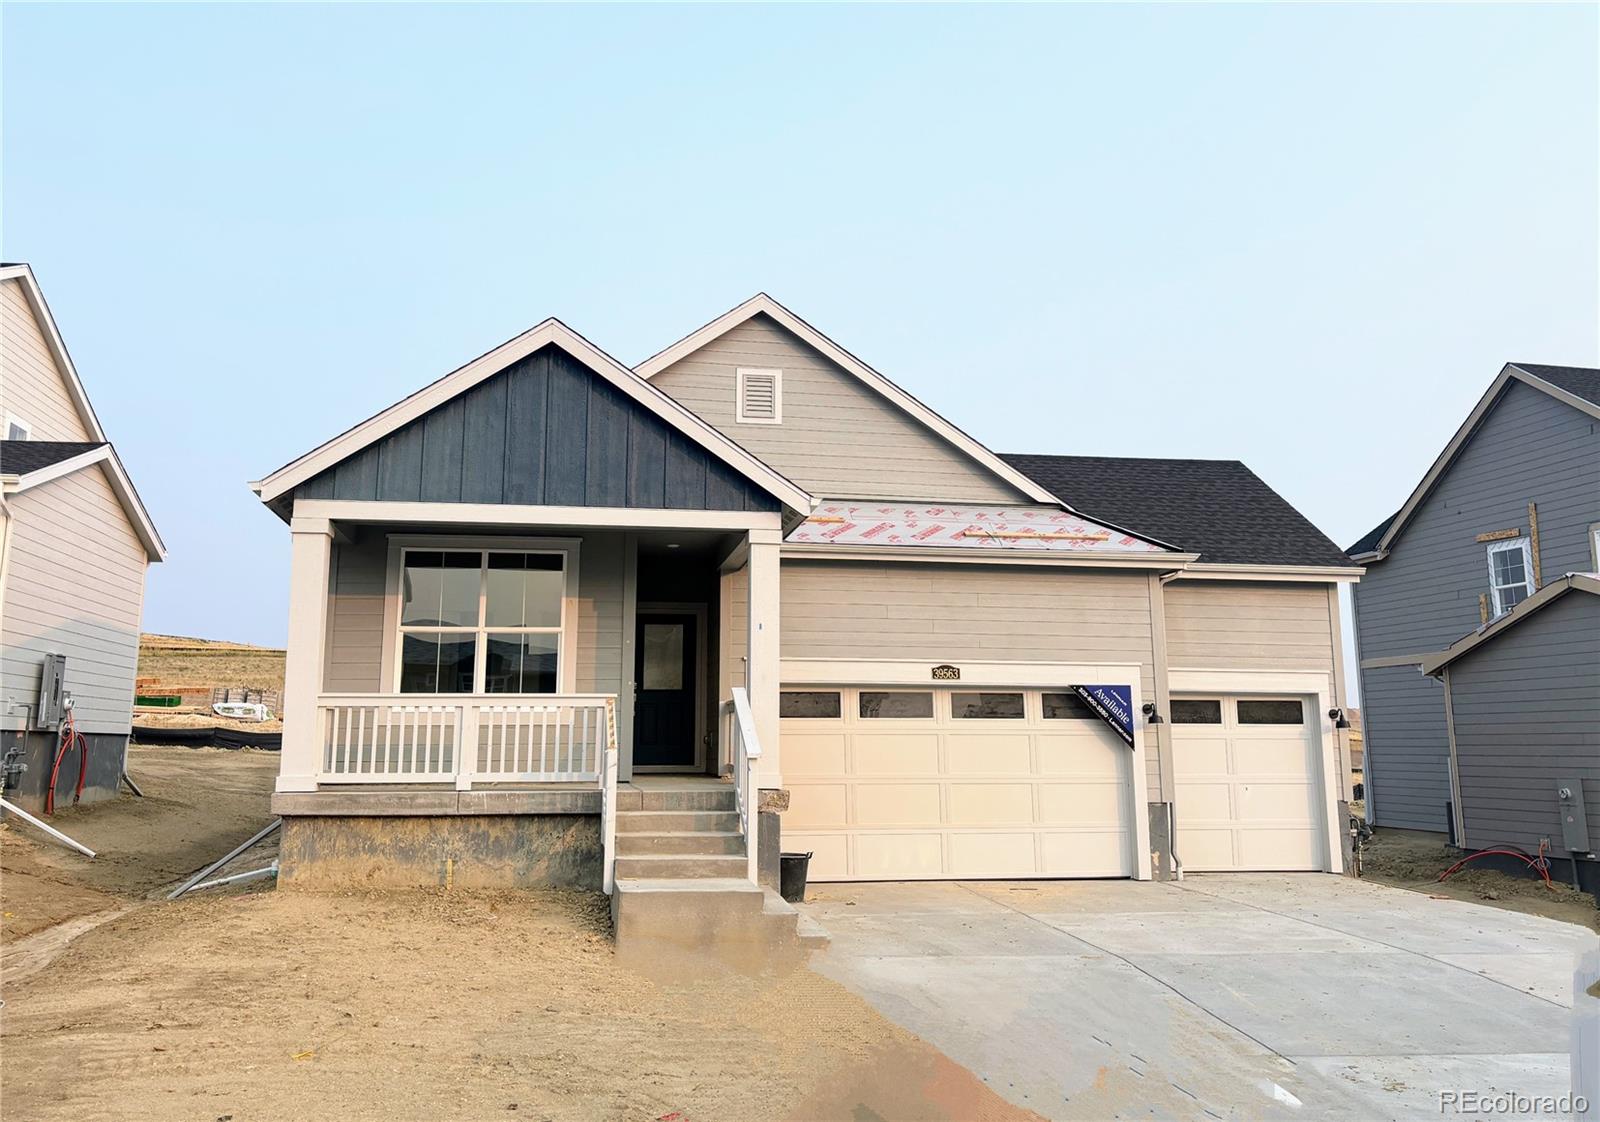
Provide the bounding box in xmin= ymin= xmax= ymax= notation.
xmin=1358 ymin=827 xmax=1599 ymax=931
xmin=1 ymin=748 xmax=1035 ymax=1122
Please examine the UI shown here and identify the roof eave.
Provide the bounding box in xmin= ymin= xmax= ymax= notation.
xmin=1176 ymin=562 xmax=1366 ymax=582
xmin=253 ymin=317 xmax=814 ymax=516
xmin=1420 ymin=572 xmax=1600 ymax=675
xmin=1377 ymin=364 xmax=1600 ymax=555
xmin=7 ymin=444 xmax=165 ymax=561
xmin=0 ymin=265 xmax=107 ymax=443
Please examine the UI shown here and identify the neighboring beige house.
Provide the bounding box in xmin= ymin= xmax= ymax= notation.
xmin=0 ymin=263 xmax=166 ymax=813
xmin=254 ymin=293 xmax=1360 ymax=956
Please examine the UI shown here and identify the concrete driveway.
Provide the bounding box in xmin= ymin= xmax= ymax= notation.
xmin=802 ymin=874 xmax=1597 ymax=1120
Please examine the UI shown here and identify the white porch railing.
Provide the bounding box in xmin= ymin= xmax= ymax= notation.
xmin=315 ymin=693 xmax=616 ymax=788
xmin=599 ymin=701 xmax=619 ymax=895
xmin=724 ymin=686 xmax=763 ymax=884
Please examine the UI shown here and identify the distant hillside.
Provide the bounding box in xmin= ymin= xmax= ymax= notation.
xmin=137 ymin=633 xmax=286 ymax=693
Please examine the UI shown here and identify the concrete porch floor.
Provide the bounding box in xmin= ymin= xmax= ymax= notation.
xmin=800 ymin=874 xmax=1598 ymax=1120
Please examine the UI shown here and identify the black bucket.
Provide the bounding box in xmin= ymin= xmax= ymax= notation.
xmin=779 ymin=851 xmax=813 ymax=903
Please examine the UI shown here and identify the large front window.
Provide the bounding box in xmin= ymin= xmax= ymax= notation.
xmin=398 ymin=550 xmax=564 ymax=693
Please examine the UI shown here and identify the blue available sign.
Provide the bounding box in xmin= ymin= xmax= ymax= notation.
xmin=1070 ymin=684 xmax=1135 ymax=747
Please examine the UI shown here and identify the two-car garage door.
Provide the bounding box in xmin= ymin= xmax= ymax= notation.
xmin=781 ymin=685 xmax=1137 ymax=881
xmin=780 ymin=682 xmax=1329 ymax=880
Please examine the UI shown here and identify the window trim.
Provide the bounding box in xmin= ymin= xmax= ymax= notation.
xmin=4 ymin=414 xmax=31 ymax=442
xmin=1485 ymin=537 xmax=1534 ymax=618
xmin=381 ymin=535 xmax=580 ymax=694
xmin=735 ymin=367 xmax=783 ymax=425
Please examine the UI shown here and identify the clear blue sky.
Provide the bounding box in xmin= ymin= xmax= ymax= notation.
xmin=5 ymin=4 xmax=1597 ymax=699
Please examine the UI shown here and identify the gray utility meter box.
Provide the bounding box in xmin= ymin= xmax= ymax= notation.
xmin=1557 ymin=779 xmax=1593 ymax=856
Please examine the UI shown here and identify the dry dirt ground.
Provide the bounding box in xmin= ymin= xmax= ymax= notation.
xmin=136 ymin=633 xmax=287 ymax=694
xmin=1358 ymin=826 xmax=1599 ymax=931
xmin=1 ymin=748 xmax=1035 ymax=1122
xmin=135 ymin=633 xmax=287 ymax=732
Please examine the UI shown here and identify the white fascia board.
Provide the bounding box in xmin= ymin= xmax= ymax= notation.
xmin=635 ymin=293 xmax=1065 ymax=508
xmin=10 ymin=444 xmax=166 ymax=560
xmin=253 ymin=318 xmax=813 ymax=514
xmin=780 ymin=542 xmax=1199 ymax=569
xmin=1173 ymin=563 xmax=1365 ymax=583
xmin=293 ymin=498 xmax=785 ymax=533
xmin=0 ymin=266 xmax=107 ymax=443
xmin=1376 ymin=364 xmax=1600 ymax=555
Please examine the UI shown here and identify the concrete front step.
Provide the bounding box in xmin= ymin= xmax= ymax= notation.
xmin=616 ymin=810 xmax=740 ymax=833
xmin=614 ymin=853 xmax=749 ymax=879
xmin=616 ymin=831 xmax=746 ymax=857
xmin=611 ymin=877 xmax=826 ymax=971
xmin=631 ymin=788 xmax=736 ymax=812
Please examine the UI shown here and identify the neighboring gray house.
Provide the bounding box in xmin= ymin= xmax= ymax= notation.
xmin=0 ymin=264 xmax=166 ymax=813
xmin=1349 ymin=363 xmax=1600 ymax=835
xmin=1418 ymin=574 xmax=1598 ymax=894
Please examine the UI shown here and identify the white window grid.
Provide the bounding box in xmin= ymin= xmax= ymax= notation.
xmin=396 ymin=547 xmax=566 ymax=694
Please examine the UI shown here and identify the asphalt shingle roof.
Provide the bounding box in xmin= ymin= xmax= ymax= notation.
xmin=1511 ymin=363 xmax=1600 ymax=406
xmin=0 ymin=441 xmax=105 ymax=475
xmin=1000 ymin=453 xmax=1354 ymax=568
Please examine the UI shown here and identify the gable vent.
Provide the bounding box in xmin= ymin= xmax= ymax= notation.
xmin=736 ymin=368 xmax=782 ymax=424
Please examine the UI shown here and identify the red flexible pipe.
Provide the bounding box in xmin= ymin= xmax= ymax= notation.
xmin=1437 ymin=841 xmax=1554 ymax=889
xmin=45 ymin=709 xmax=88 ymax=816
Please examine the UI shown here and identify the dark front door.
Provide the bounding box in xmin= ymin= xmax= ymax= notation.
xmin=634 ymin=613 xmax=698 ymax=769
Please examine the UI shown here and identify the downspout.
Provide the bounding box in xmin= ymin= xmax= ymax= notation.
xmin=1153 ymin=569 xmax=1183 ymax=881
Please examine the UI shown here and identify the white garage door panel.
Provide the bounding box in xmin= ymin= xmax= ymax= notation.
xmin=782 ymin=686 xmax=1135 ymax=881
xmin=1173 ymin=695 xmax=1324 ymax=872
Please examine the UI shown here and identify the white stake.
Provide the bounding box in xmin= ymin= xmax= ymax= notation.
xmin=0 ymin=797 xmax=96 ymax=858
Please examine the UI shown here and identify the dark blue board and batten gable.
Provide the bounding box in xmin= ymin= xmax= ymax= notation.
xmin=292 ymin=344 xmax=781 ymax=514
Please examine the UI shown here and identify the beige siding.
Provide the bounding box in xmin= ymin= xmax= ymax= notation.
xmin=779 ymin=560 xmax=1160 ymax=791
xmin=324 ymin=534 xmax=386 ymax=691
xmin=1 ymin=465 xmax=147 ymax=733
xmin=322 ymin=531 xmax=626 ymax=695
xmin=652 ymin=314 xmax=1024 ymax=503
xmin=0 ymin=279 xmax=93 ymax=442
xmin=575 ymin=533 xmax=624 ymax=694
xmin=1163 ymin=581 xmax=1337 ymax=673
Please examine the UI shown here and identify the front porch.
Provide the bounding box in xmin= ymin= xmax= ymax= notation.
xmin=268 ymin=506 xmax=783 ymax=902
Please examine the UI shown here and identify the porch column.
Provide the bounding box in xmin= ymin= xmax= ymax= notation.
xmin=746 ymin=528 xmax=782 ymax=786
xmin=276 ymin=515 xmax=333 ymax=793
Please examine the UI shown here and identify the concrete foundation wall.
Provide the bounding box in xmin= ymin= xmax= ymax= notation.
xmin=278 ymin=814 xmax=602 ymax=891
xmin=1 ymin=728 xmax=126 ymax=814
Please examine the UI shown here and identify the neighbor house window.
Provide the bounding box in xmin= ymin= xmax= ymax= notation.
xmin=398 ymin=550 xmax=564 ymax=694
xmin=5 ymin=415 xmax=29 ymax=441
xmin=1486 ymin=538 xmax=1534 ymax=617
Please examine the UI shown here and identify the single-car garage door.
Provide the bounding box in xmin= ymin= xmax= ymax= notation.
xmin=1171 ymin=695 xmax=1324 ymax=871
xmin=781 ymin=686 xmax=1137 ymax=881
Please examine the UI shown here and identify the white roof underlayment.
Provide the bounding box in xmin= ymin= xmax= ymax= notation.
xmin=786 ymin=501 xmax=1171 ymax=553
